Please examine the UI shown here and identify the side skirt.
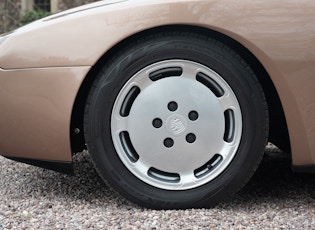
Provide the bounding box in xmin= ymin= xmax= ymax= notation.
xmin=292 ymin=165 xmax=315 ymax=173
xmin=4 ymin=156 xmax=74 ymax=174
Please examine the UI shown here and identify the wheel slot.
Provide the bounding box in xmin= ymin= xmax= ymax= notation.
xmin=149 ymin=67 xmax=183 ymax=81
xmin=194 ymin=154 xmax=223 ymax=178
xmin=196 ymin=72 xmax=224 ymax=97
xmin=119 ymin=131 xmax=139 ymax=163
xmin=119 ymin=86 xmax=140 ymax=117
xmin=148 ymin=168 xmax=180 ymax=183
xmin=224 ymin=109 xmax=235 ymax=143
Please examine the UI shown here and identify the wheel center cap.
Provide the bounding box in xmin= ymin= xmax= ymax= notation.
xmin=166 ymin=114 xmax=188 ymax=136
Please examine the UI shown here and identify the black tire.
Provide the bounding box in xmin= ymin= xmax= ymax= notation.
xmin=84 ymin=31 xmax=268 ymax=209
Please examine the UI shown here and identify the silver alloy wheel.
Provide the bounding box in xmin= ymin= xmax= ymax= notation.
xmin=111 ymin=60 xmax=242 ymax=190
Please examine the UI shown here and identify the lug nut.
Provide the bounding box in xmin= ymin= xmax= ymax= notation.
xmin=188 ymin=111 xmax=199 ymax=121
xmin=168 ymin=101 xmax=178 ymax=112
xmin=152 ymin=118 xmax=163 ymax=128
xmin=186 ymin=133 xmax=196 ymax=143
xmin=164 ymin=138 xmax=174 ymax=148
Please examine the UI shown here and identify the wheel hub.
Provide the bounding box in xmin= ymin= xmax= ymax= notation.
xmin=166 ymin=114 xmax=187 ymax=136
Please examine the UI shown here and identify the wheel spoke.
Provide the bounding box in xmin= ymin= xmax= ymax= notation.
xmin=133 ymin=73 xmax=154 ymax=90
xmin=112 ymin=115 xmax=129 ymax=133
xmin=218 ymin=93 xmax=237 ymax=111
xmin=219 ymin=142 xmax=236 ymax=159
xmin=132 ymin=160 xmax=150 ymax=175
xmin=181 ymin=63 xmax=199 ymax=79
xmin=179 ymin=172 xmax=197 ymax=187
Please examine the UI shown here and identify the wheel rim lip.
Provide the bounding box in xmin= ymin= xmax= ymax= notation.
xmin=111 ymin=60 xmax=242 ymax=190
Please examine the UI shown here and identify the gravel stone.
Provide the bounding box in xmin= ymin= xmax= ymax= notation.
xmin=0 ymin=145 xmax=314 ymax=229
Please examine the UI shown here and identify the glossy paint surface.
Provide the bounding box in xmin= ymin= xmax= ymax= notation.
xmin=0 ymin=0 xmax=315 ymax=165
xmin=0 ymin=67 xmax=89 ymax=161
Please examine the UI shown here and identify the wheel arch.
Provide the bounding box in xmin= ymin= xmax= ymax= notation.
xmin=70 ymin=24 xmax=290 ymax=154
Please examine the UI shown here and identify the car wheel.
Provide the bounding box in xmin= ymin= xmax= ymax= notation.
xmin=84 ymin=31 xmax=268 ymax=209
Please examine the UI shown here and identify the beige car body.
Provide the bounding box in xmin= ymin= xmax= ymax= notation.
xmin=0 ymin=0 xmax=315 ymax=172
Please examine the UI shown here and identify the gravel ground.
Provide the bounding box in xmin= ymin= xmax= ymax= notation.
xmin=0 ymin=146 xmax=314 ymax=229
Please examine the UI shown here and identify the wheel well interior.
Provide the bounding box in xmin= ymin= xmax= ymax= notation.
xmin=70 ymin=25 xmax=291 ymax=154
